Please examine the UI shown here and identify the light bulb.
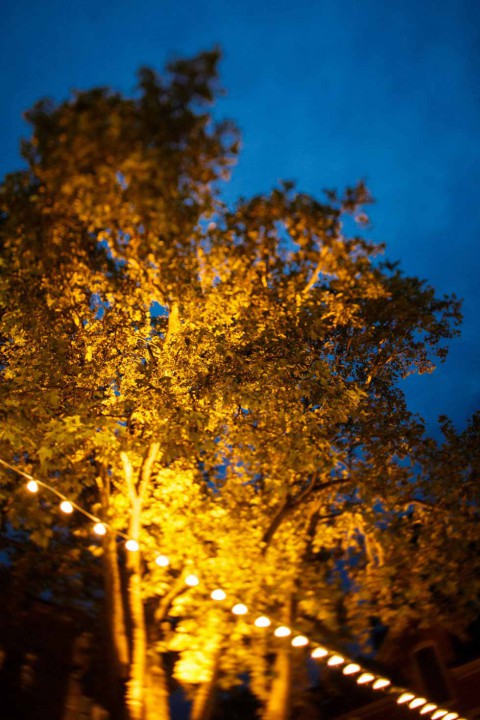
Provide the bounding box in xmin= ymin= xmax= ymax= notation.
xmin=420 ymin=705 xmax=437 ymax=715
xmin=254 ymin=616 xmax=271 ymax=628
xmin=311 ymin=647 xmax=328 ymax=659
xmin=185 ymin=574 xmax=199 ymax=587
xmin=211 ymin=589 xmax=226 ymax=601
xmin=357 ymin=673 xmax=374 ymax=684
xmin=410 ymin=698 xmax=427 ymax=709
xmin=155 ymin=555 xmax=169 ymax=567
xmin=93 ymin=522 xmax=107 ymax=536
xmin=397 ymin=693 xmax=415 ymax=704
xmin=372 ymin=678 xmax=390 ymax=690
xmin=327 ymin=655 xmax=345 ymax=667
xmin=125 ymin=539 xmax=139 ymax=552
xmin=431 ymin=712 xmax=448 ymax=720
xmin=60 ymin=500 xmax=73 ymax=514
xmin=291 ymin=635 xmax=309 ymax=647
xmin=26 ymin=480 xmax=39 ymax=493
xmin=443 ymin=714 xmax=459 ymax=720
xmin=232 ymin=603 xmax=248 ymax=615
xmin=343 ymin=664 xmax=361 ymax=675
xmin=274 ymin=626 xmax=291 ymax=638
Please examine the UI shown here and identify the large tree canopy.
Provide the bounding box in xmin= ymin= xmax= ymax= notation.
xmin=0 ymin=49 xmax=476 ymax=720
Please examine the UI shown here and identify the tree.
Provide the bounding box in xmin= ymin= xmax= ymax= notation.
xmin=0 ymin=48 xmax=474 ymax=720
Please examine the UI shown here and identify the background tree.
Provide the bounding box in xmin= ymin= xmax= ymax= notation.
xmin=0 ymin=48 xmax=475 ymax=720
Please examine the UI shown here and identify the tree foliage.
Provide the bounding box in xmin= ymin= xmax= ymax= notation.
xmin=0 ymin=49 xmax=476 ymax=720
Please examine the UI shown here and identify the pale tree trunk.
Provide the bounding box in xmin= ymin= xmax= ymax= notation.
xmin=145 ymin=650 xmax=171 ymax=720
xmin=103 ymin=530 xmax=130 ymax=680
xmin=126 ymin=496 xmax=147 ymax=720
xmin=263 ymin=646 xmax=293 ymax=720
xmin=190 ymin=640 xmax=223 ymax=720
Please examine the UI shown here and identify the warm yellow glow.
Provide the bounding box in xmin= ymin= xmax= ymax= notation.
xmin=420 ymin=704 xmax=437 ymax=715
xmin=155 ymin=555 xmax=170 ymax=567
xmin=232 ymin=603 xmax=248 ymax=615
xmin=357 ymin=672 xmax=374 ymax=684
xmin=397 ymin=693 xmax=415 ymax=704
xmin=431 ymin=712 xmax=448 ymax=720
xmin=60 ymin=500 xmax=73 ymax=514
xmin=26 ymin=480 xmax=39 ymax=493
xmin=291 ymin=635 xmax=309 ymax=647
xmin=125 ymin=539 xmax=139 ymax=552
xmin=211 ymin=589 xmax=227 ymax=601
xmin=254 ymin=616 xmax=271 ymax=628
xmin=311 ymin=647 xmax=328 ymax=659
xmin=343 ymin=663 xmax=361 ymax=675
xmin=410 ymin=698 xmax=427 ymax=709
xmin=274 ymin=626 xmax=291 ymax=638
xmin=185 ymin=574 xmax=199 ymax=587
xmin=327 ymin=655 xmax=345 ymax=666
xmin=93 ymin=522 xmax=107 ymax=536
xmin=443 ymin=714 xmax=459 ymax=720
xmin=372 ymin=678 xmax=391 ymax=690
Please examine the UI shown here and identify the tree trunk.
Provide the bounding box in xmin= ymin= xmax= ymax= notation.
xmin=126 ymin=499 xmax=147 ymax=720
xmin=145 ymin=650 xmax=171 ymax=720
xmin=263 ymin=646 xmax=293 ymax=720
xmin=103 ymin=531 xmax=130 ymax=679
xmin=190 ymin=641 xmax=223 ymax=720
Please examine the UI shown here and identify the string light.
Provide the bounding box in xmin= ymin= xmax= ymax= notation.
xmin=254 ymin=616 xmax=271 ymax=628
xmin=311 ymin=647 xmax=328 ymax=659
xmin=274 ymin=626 xmax=291 ymax=638
xmin=155 ymin=555 xmax=170 ymax=567
xmin=357 ymin=673 xmax=374 ymax=684
xmin=420 ymin=704 xmax=438 ymax=715
xmin=1 ymin=457 xmax=469 ymax=720
xmin=232 ymin=603 xmax=248 ymax=615
xmin=185 ymin=574 xmax=199 ymax=587
xmin=398 ymin=693 xmax=415 ymax=704
xmin=327 ymin=655 xmax=345 ymax=667
xmin=410 ymin=698 xmax=427 ymax=709
xmin=372 ymin=678 xmax=390 ymax=690
xmin=343 ymin=663 xmax=361 ymax=675
xmin=291 ymin=635 xmax=309 ymax=647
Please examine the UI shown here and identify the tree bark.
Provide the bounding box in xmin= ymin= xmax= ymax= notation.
xmin=145 ymin=649 xmax=171 ymax=720
xmin=103 ymin=530 xmax=130 ymax=679
xmin=263 ymin=646 xmax=293 ymax=720
xmin=190 ymin=641 xmax=223 ymax=720
xmin=126 ymin=497 xmax=147 ymax=720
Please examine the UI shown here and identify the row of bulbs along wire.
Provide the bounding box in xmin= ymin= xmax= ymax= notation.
xmin=2 ymin=461 xmax=470 ymax=720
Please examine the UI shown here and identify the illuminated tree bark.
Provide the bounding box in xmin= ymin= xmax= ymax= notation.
xmin=190 ymin=640 xmax=223 ymax=720
xmin=263 ymin=646 xmax=293 ymax=720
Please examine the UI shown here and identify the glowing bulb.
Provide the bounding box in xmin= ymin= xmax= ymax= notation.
xmin=26 ymin=480 xmax=39 ymax=493
xmin=185 ymin=574 xmax=199 ymax=587
xmin=372 ymin=678 xmax=390 ymax=690
xmin=343 ymin=664 xmax=361 ymax=675
xmin=254 ymin=616 xmax=271 ymax=628
xmin=60 ymin=500 xmax=73 ymax=514
xmin=397 ymin=693 xmax=415 ymax=704
xmin=431 ymin=712 xmax=448 ymax=720
xmin=443 ymin=714 xmax=459 ymax=720
xmin=93 ymin=522 xmax=107 ymax=536
xmin=274 ymin=626 xmax=291 ymax=638
xmin=327 ymin=655 xmax=345 ymax=667
xmin=291 ymin=635 xmax=309 ymax=647
xmin=155 ymin=555 xmax=169 ymax=567
xmin=420 ymin=705 xmax=437 ymax=715
xmin=410 ymin=698 xmax=427 ymax=709
xmin=232 ymin=603 xmax=248 ymax=615
xmin=311 ymin=647 xmax=328 ymax=659
xmin=357 ymin=673 xmax=374 ymax=684
xmin=211 ymin=589 xmax=226 ymax=601
xmin=125 ymin=539 xmax=139 ymax=552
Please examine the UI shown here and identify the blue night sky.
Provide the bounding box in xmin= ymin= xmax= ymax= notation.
xmin=2 ymin=0 xmax=479 ymax=435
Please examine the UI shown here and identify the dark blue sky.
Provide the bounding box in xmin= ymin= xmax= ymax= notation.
xmin=2 ymin=0 xmax=479 ymax=434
